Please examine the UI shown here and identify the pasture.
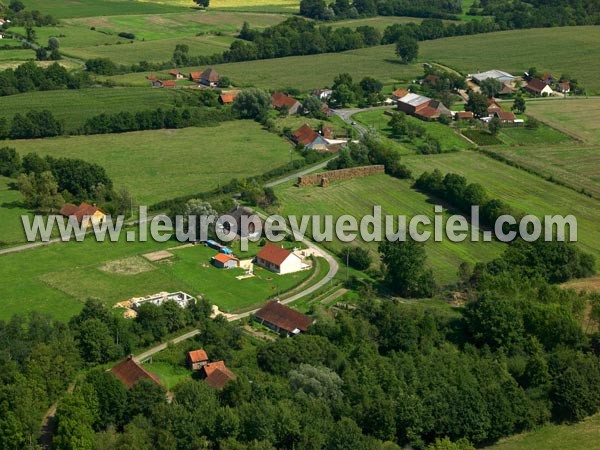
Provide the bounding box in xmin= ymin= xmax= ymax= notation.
xmin=0 ymin=234 xmax=315 ymax=321
xmin=10 ymin=121 xmax=297 ymax=204
xmin=0 ymin=177 xmax=33 ymax=247
xmin=0 ymin=88 xmax=189 ymax=132
xmin=150 ymin=0 xmax=300 ymax=13
xmin=401 ymin=151 xmax=600 ymax=262
xmin=20 ymin=0 xmax=187 ymax=19
xmin=486 ymin=98 xmax=600 ymax=198
xmin=275 ymin=173 xmax=504 ymax=284
xmin=106 ymin=46 xmax=423 ymax=90
xmin=488 ymin=413 xmax=600 ymax=450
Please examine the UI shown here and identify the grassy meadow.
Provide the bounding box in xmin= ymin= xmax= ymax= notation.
xmin=0 ymin=177 xmax=34 ymax=247
xmin=487 ymin=98 xmax=600 ymax=198
xmin=488 ymin=413 xmax=600 ymax=450
xmin=20 ymin=0 xmax=188 ymax=19
xmin=401 ymin=152 xmax=600 ymax=262
xmin=9 ymin=121 xmax=297 ymax=204
xmin=275 ymin=174 xmax=504 ymax=284
xmin=0 ymin=88 xmax=190 ymax=132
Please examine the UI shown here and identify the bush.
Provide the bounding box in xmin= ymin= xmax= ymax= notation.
xmin=118 ymin=32 xmax=135 ymax=40
xmin=346 ymin=246 xmax=372 ymax=270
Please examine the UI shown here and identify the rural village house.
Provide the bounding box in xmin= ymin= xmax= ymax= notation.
xmin=219 ymin=92 xmax=238 ymax=104
xmin=454 ymin=111 xmax=474 ymax=120
xmin=271 ymin=92 xmax=302 ymax=115
xmin=110 ymin=356 xmax=161 ymax=389
xmin=292 ymin=124 xmax=330 ymax=150
xmin=60 ymin=202 xmax=106 ymax=228
xmin=471 ymin=69 xmax=517 ymax=85
xmin=201 ymin=68 xmax=220 ymax=86
xmin=255 ymin=243 xmax=305 ymax=275
xmin=169 ymin=70 xmax=185 ymax=79
xmin=254 ymin=300 xmax=315 ymax=337
xmin=525 ymin=78 xmax=554 ymax=96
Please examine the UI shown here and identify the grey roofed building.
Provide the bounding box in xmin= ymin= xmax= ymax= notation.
xmin=471 ymin=70 xmax=517 ymax=84
xmin=397 ymin=92 xmax=431 ymax=107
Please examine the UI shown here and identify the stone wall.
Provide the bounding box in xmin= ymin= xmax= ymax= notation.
xmin=296 ymin=165 xmax=385 ymax=187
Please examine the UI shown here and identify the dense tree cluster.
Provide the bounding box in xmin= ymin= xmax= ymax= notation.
xmin=327 ymin=132 xmax=412 ymax=180
xmin=3 ymin=109 xmax=64 ymax=139
xmin=328 ymin=73 xmax=384 ymax=108
xmin=0 ymin=61 xmax=89 ymax=97
xmin=0 ymin=298 xmax=213 ymax=449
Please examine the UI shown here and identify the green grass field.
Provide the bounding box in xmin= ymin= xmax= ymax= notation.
xmin=275 ymin=174 xmax=504 ymax=284
xmin=105 ymin=46 xmax=423 ymax=90
xmin=0 ymin=88 xmax=188 ymax=132
xmin=401 ymin=151 xmax=600 ymax=262
xmin=419 ymin=26 xmax=600 ymax=94
xmin=9 ymin=121 xmax=297 ymax=204
xmin=354 ymin=109 xmax=474 ymax=152
xmin=486 ymin=99 xmax=600 ymax=198
xmin=488 ymin=413 xmax=600 ymax=450
xmin=0 ymin=177 xmax=34 ymax=247
xmin=155 ymin=0 xmax=300 ymax=13
xmin=0 ymin=232 xmax=315 ymax=320
xmin=21 ymin=0 xmax=188 ymax=19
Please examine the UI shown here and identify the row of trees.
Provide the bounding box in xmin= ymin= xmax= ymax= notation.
xmin=81 ymin=106 xmax=233 ymax=135
xmin=299 ymin=0 xmax=461 ymax=21
xmin=1 ymin=109 xmax=63 ymax=139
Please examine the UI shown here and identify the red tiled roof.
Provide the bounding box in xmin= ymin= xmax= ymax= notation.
xmin=256 ymin=242 xmax=292 ymax=266
xmin=455 ymin=111 xmax=474 ymax=119
xmin=271 ymin=92 xmax=299 ymax=109
xmin=213 ymin=253 xmax=237 ymax=264
xmin=526 ymin=78 xmax=548 ymax=94
xmin=147 ymin=75 xmax=158 ymax=82
xmin=495 ymin=110 xmax=516 ymax=122
xmin=189 ymin=72 xmax=202 ymax=81
xmin=391 ymin=88 xmax=409 ymax=99
xmin=169 ymin=70 xmax=181 ymax=76
xmin=110 ymin=356 xmax=161 ymax=389
xmin=255 ymin=300 xmax=314 ymax=333
xmin=219 ymin=93 xmax=238 ymax=104
xmin=159 ymin=80 xmax=176 ymax=88
xmin=203 ymin=361 xmax=236 ymax=389
xmin=292 ymin=124 xmax=319 ymax=146
xmin=487 ymin=102 xmax=502 ymax=113
xmin=201 ymin=68 xmax=220 ymax=83
xmin=188 ymin=349 xmax=208 ymax=364
xmin=59 ymin=202 xmax=104 ymax=223
xmin=558 ymin=81 xmax=570 ymax=90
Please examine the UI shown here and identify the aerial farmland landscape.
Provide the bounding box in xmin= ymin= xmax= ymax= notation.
xmin=0 ymin=0 xmax=599 ymax=448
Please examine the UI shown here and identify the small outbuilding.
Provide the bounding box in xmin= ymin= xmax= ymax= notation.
xmin=201 ymin=361 xmax=237 ymax=389
xmin=110 ymin=356 xmax=161 ymax=389
xmin=254 ymin=300 xmax=314 ymax=337
xmin=187 ymin=349 xmax=209 ymax=370
xmin=212 ymin=253 xmax=239 ymax=269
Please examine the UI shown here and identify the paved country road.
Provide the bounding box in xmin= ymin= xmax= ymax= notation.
xmin=133 ymin=329 xmax=202 ymax=363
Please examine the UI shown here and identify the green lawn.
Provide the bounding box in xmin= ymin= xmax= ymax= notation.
xmin=419 ymin=26 xmax=600 ymax=95
xmin=401 ymin=151 xmax=600 ymax=262
xmin=10 ymin=121 xmax=297 ymax=204
xmin=497 ymin=124 xmax=571 ymax=146
xmin=0 ymin=88 xmax=189 ymax=132
xmin=275 ymin=174 xmax=504 ymax=285
xmin=488 ymin=413 xmax=600 ymax=450
xmin=21 ymin=0 xmax=188 ymax=19
xmin=0 ymin=232 xmax=316 ymax=320
xmin=354 ymin=109 xmax=474 ymax=152
xmin=142 ymin=361 xmax=194 ymax=390
xmin=0 ymin=177 xmax=34 ymax=247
